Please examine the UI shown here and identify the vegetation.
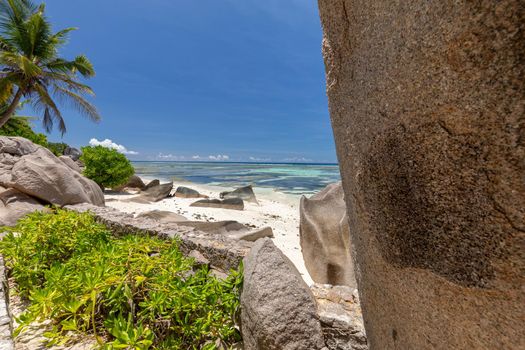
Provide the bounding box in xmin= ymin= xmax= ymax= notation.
xmin=81 ymin=145 xmax=134 ymax=189
xmin=0 ymin=0 xmax=100 ymax=134
xmin=0 ymin=210 xmax=243 ymax=349
xmin=47 ymin=141 xmax=68 ymax=156
xmin=0 ymin=115 xmax=48 ymax=147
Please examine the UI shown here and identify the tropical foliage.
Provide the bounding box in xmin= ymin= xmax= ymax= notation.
xmin=0 ymin=115 xmax=48 ymax=146
xmin=0 ymin=0 xmax=99 ymax=134
xmin=0 ymin=210 xmax=243 ymax=349
xmin=81 ymin=145 xmax=134 ymax=189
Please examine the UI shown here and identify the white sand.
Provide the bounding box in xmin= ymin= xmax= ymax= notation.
xmin=105 ymin=180 xmax=313 ymax=285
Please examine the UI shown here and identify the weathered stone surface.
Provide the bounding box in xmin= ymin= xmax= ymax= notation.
xmin=0 ymin=188 xmax=49 ymax=226
xmin=0 ymin=137 xmax=104 ymax=207
xmin=318 ymin=1 xmax=524 ymax=348
xmin=136 ymin=210 xmax=187 ymax=223
xmin=190 ymin=198 xmax=244 ymax=210
xmin=241 ymin=238 xmax=326 ymax=350
xmin=140 ymin=182 xmax=173 ymax=202
xmin=311 ymin=284 xmax=367 ymax=350
xmin=177 ymin=220 xmax=273 ymax=242
xmin=63 ymin=146 xmax=81 ymax=161
xmin=58 ymin=155 xmax=81 ymax=173
xmin=174 ymin=186 xmax=207 ymax=199
xmin=66 ymin=203 xmax=252 ymax=272
xmin=143 ymin=179 xmax=160 ymax=190
xmin=220 ymin=185 xmax=258 ymax=204
xmin=300 ymin=182 xmax=355 ymax=287
xmin=0 ymin=257 xmax=13 ymax=350
xmin=114 ymin=175 xmax=146 ymax=191
xmin=227 ymin=226 xmax=273 ymax=242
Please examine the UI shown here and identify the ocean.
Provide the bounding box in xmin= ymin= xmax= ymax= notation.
xmin=131 ymin=161 xmax=341 ymax=195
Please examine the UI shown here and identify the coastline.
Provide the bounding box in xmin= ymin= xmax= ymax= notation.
xmin=105 ymin=178 xmax=314 ymax=285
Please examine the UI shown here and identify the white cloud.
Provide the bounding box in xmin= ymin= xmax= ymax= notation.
xmin=283 ymin=157 xmax=312 ymax=163
xmin=156 ymin=153 xmax=185 ymax=161
xmin=249 ymin=156 xmax=271 ymax=162
xmin=208 ymin=154 xmax=230 ymax=161
xmin=192 ymin=154 xmax=230 ymax=161
xmin=89 ymin=138 xmax=138 ymax=155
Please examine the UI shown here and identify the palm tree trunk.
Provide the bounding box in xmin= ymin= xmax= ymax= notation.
xmin=0 ymin=88 xmax=24 ymax=128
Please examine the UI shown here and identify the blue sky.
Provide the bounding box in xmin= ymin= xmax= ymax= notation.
xmin=26 ymin=0 xmax=335 ymax=163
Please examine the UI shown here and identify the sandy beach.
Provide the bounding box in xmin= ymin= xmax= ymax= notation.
xmin=105 ymin=178 xmax=314 ymax=285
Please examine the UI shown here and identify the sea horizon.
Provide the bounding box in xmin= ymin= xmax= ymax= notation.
xmin=131 ymin=161 xmax=341 ymax=195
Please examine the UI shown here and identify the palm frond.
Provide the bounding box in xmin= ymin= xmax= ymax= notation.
xmin=53 ymin=84 xmax=100 ymax=123
xmin=71 ymin=55 xmax=94 ymax=77
xmin=31 ymin=82 xmax=65 ymax=134
xmin=42 ymin=71 xmax=95 ymax=94
xmin=0 ymin=51 xmax=41 ymax=76
xmin=49 ymin=27 xmax=77 ymax=46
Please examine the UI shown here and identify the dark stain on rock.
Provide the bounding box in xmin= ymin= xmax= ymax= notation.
xmin=361 ymin=121 xmax=520 ymax=288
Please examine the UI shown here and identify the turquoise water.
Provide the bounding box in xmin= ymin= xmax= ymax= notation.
xmin=131 ymin=162 xmax=340 ymax=195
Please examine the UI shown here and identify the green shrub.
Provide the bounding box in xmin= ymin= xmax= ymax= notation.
xmin=0 ymin=117 xmax=49 ymax=148
xmin=81 ymin=146 xmax=134 ymax=189
xmin=47 ymin=142 xmax=69 ymax=156
xmin=0 ymin=210 xmax=243 ymax=349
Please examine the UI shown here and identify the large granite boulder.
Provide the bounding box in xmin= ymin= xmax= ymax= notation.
xmin=114 ymin=175 xmax=146 ymax=191
xmin=0 ymin=187 xmax=49 ymax=226
xmin=174 ymin=186 xmax=207 ymax=199
xmin=144 ymin=179 xmax=160 ymax=190
xmin=241 ymin=238 xmax=326 ymax=350
xmin=136 ymin=210 xmax=187 ymax=223
xmin=59 ymin=155 xmax=81 ymax=173
xmin=0 ymin=137 xmax=104 ymax=206
xmin=318 ymin=1 xmax=524 ymax=348
xmin=220 ymin=185 xmax=258 ymax=204
xmin=190 ymin=198 xmax=244 ymax=210
xmin=140 ymin=182 xmax=173 ymax=202
xmin=300 ymin=182 xmax=356 ymax=287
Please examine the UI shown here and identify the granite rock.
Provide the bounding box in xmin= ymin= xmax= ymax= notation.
xmin=0 ymin=187 xmax=49 ymax=226
xmin=0 ymin=137 xmax=104 ymax=207
xmin=174 ymin=186 xmax=207 ymax=199
xmin=220 ymin=185 xmax=258 ymax=204
xmin=241 ymin=238 xmax=326 ymax=350
xmin=190 ymin=198 xmax=244 ymax=211
xmin=136 ymin=210 xmax=187 ymax=223
xmin=318 ymin=0 xmax=525 ymax=348
xmin=300 ymin=182 xmax=356 ymax=286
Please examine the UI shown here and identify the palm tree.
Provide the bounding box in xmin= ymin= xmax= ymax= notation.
xmin=0 ymin=0 xmax=99 ymax=134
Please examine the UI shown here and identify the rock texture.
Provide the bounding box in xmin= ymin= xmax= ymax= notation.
xmin=0 ymin=187 xmax=48 ymax=226
xmin=144 ymin=179 xmax=160 ymax=190
xmin=300 ymin=182 xmax=355 ymax=286
xmin=177 ymin=220 xmax=273 ymax=242
xmin=190 ymin=198 xmax=244 ymax=211
xmin=114 ymin=175 xmax=146 ymax=191
xmin=0 ymin=257 xmax=14 ymax=350
xmin=174 ymin=186 xmax=207 ymax=199
xmin=241 ymin=238 xmax=326 ymax=350
xmin=311 ymin=284 xmax=367 ymax=350
xmin=318 ymin=1 xmax=524 ymax=349
xmin=220 ymin=185 xmax=258 ymax=204
xmin=58 ymin=155 xmax=81 ymax=173
xmin=0 ymin=137 xmax=104 ymax=207
xmin=63 ymin=146 xmax=81 ymax=161
xmin=136 ymin=210 xmax=187 ymax=223
xmin=139 ymin=182 xmax=173 ymax=202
